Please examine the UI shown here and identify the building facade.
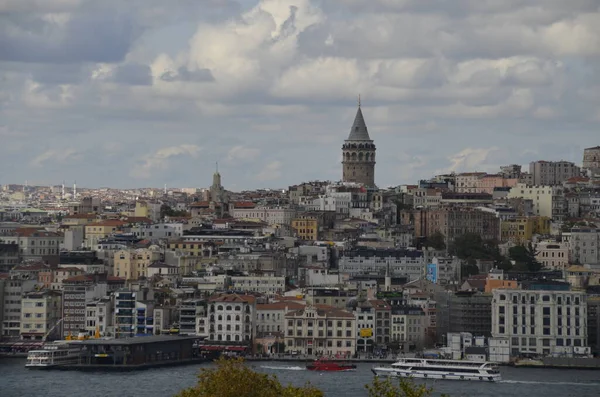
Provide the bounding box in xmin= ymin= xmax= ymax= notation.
xmin=529 ymin=161 xmax=581 ymax=186
xmin=20 ymin=291 xmax=62 ymax=341
xmin=284 ymin=305 xmax=356 ymax=357
xmin=492 ymin=289 xmax=588 ymax=357
xmin=207 ymin=293 xmax=256 ymax=344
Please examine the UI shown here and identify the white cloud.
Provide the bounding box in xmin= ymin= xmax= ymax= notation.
xmin=226 ymin=146 xmax=260 ymax=164
xmin=1 ymin=0 xmax=599 ymax=188
xmin=440 ymin=147 xmax=501 ymax=174
xmin=30 ymin=148 xmax=82 ymax=167
xmin=256 ymin=160 xmax=283 ymax=182
xmin=130 ymin=144 xmax=202 ymax=179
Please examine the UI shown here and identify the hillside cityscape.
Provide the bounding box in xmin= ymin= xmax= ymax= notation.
xmin=1 ymin=103 xmax=600 ymax=368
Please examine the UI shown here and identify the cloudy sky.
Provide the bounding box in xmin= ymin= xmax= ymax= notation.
xmin=1 ymin=0 xmax=599 ymax=190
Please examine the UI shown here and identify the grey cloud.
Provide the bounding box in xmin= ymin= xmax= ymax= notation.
xmin=0 ymin=12 xmax=137 ymax=63
xmin=111 ymin=63 xmax=153 ymax=86
xmin=160 ymin=67 xmax=215 ymax=82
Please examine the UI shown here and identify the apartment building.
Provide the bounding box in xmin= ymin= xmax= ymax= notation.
xmin=492 ymin=289 xmax=588 ymax=357
xmin=0 ymin=228 xmax=63 ymax=262
xmin=230 ymin=276 xmax=285 ymax=297
xmin=536 ymin=241 xmax=570 ymax=270
xmin=1 ymin=278 xmax=36 ymax=337
xmin=207 ymin=293 xmax=256 ymax=344
xmin=455 ymin=173 xmax=487 ymax=193
xmin=113 ymin=247 xmax=162 ymax=280
xmin=256 ymin=302 xmax=305 ymax=337
xmin=85 ymin=296 xmax=114 ymax=337
xmin=436 ymin=291 xmax=492 ymax=344
xmin=231 ymin=207 xmax=296 ymax=226
xmin=62 ymin=274 xmax=123 ymax=337
xmin=508 ymin=183 xmax=565 ymax=220
xmin=391 ymin=306 xmax=426 ymax=350
xmin=412 ymin=207 xmax=501 ymax=247
xmin=568 ymin=228 xmax=600 ymax=266
xmin=500 ymin=216 xmax=551 ymax=244
xmin=178 ymin=299 xmax=206 ymax=336
xmin=284 ymin=305 xmax=356 ymax=357
xmin=129 ymin=223 xmax=184 ymax=240
xmin=0 ymin=243 xmax=19 ymax=272
xmin=20 ymin=290 xmax=62 ymax=340
xmin=529 ymin=161 xmax=581 ymax=186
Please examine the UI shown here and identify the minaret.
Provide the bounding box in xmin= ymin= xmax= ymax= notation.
xmin=342 ymin=95 xmax=376 ymax=187
xmin=61 ymin=180 xmax=65 ymax=200
xmin=73 ymin=180 xmax=77 ymax=198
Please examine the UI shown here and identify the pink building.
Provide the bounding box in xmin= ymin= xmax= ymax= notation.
xmin=475 ymin=175 xmax=518 ymax=194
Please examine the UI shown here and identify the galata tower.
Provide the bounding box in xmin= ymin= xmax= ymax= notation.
xmin=342 ymin=101 xmax=376 ymax=187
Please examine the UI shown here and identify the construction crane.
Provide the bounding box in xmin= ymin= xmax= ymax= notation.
xmin=42 ymin=318 xmax=64 ymax=342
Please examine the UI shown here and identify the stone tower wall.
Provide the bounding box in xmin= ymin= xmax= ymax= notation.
xmin=342 ymin=146 xmax=376 ymax=186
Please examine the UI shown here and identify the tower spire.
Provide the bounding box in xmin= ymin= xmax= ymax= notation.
xmin=358 ymin=93 xmax=361 ymax=107
xmin=215 ymin=161 xmax=219 ymax=173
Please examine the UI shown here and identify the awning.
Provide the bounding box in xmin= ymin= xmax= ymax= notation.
xmin=225 ymin=346 xmax=247 ymax=352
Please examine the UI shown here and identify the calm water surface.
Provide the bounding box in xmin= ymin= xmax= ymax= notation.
xmin=1 ymin=359 xmax=600 ymax=397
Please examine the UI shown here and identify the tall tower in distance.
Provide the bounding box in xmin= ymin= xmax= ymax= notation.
xmin=342 ymin=97 xmax=376 ymax=187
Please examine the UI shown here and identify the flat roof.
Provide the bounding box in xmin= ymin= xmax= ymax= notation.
xmin=70 ymin=335 xmax=203 ymax=346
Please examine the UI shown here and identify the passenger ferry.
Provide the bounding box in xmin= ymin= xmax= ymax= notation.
xmin=371 ymin=358 xmax=502 ymax=382
xmin=25 ymin=341 xmax=82 ymax=368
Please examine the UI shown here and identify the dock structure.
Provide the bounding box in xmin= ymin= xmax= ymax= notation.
xmin=65 ymin=335 xmax=206 ymax=370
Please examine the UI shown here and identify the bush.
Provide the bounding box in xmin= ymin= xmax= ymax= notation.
xmin=175 ymin=357 xmax=445 ymax=397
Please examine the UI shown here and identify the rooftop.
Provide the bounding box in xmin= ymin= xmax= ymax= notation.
xmin=70 ymin=335 xmax=202 ymax=346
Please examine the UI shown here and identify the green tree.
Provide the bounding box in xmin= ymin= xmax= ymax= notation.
xmin=366 ymin=376 xmax=446 ymax=397
xmin=160 ymin=204 xmax=189 ymax=219
xmin=174 ymin=357 xmax=323 ymax=397
xmin=176 ymin=358 xmax=446 ymax=397
xmin=449 ymin=233 xmax=498 ymax=262
xmin=508 ymin=244 xmax=541 ymax=272
xmin=424 ymin=231 xmax=446 ymax=250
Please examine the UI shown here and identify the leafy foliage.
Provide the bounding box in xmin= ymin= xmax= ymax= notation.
xmin=160 ymin=204 xmax=189 ymax=219
xmin=424 ymin=231 xmax=446 ymax=250
xmin=450 ymin=233 xmax=499 ymax=261
xmin=174 ymin=357 xmax=323 ymax=397
xmin=366 ymin=376 xmax=445 ymax=397
xmin=509 ymin=244 xmax=542 ymax=272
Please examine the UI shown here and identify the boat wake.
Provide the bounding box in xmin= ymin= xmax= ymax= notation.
xmin=500 ymin=380 xmax=600 ymax=387
xmin=260 ymin=365 xmax=306 ymax=371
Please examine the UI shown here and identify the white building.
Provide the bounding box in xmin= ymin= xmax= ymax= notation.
xmin=568 ymin=228 xmax=600 ymax=266
xmin=129 ymin=223 xmax=184 ymax=240
xmin=256 ymin=302 xmax=305 ymax=337
xmin=284 ymin=305 xmax=356 ymax=357
xmin=207 ymin=293 xmax=256 ymax=343
xmin=20 ymin=290 xmax=62 ymax=340
xmin=1 ymin=278 xmax=36 ymax=337
xmin=85 ymin=297 xmax=114 ymax=337
xmin=535 ymin=241 xmax=570 ymax=270
xmin=146 ymin=262 xmax=180 ymax=282
xmin=492 ymin=289 xmax=588 ymax=357
xmin=230 ymin=276 xmax=285 ymax=296
xmin=507 ymin=184 xmax=565 ymax=220
xmin=231 ymin=207 xmax=296 ymax=226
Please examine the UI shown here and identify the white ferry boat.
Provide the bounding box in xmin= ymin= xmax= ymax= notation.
xmin=25 ymin=341 xmax=82 ymax=368
xmin=371 ymin=358 xmax=502 ymax=382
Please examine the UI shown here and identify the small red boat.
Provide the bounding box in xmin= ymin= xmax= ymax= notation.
xmin=306 ymin=358 xmax=357 ymax=371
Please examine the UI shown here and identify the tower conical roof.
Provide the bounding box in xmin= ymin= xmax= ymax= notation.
xmin=346 ymin=106 xmax=371 ymax=141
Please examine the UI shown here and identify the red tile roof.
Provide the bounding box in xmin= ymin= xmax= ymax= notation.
xmin=233 ymin=201 xmax=256 ymax=208
xmin=257 ymin=302 xmax=305 ymax=311
xmin=86 ymin=220 xmax=126 ymax=227
xmin=209 ymin=293 xmax=256 ymax=303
